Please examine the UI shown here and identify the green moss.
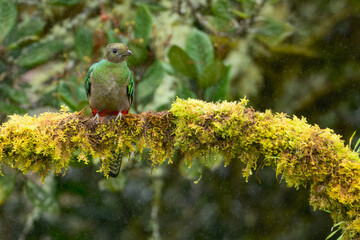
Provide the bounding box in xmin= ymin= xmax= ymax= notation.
xmin=1 ymin=98 xmax=360 ymax=238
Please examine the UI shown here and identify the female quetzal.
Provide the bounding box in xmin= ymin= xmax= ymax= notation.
xmin=85 ymin=43 xmax=134 ymax=177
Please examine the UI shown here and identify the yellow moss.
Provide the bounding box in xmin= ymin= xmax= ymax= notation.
xmin=1 ymin=98 xmax=360 ymax=238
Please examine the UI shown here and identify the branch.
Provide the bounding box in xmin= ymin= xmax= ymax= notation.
xmin=1 ymin=98 xmax=360 ymax=239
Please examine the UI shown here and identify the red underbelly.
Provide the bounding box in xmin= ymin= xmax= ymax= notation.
xmin=91 ymin=108 xmax=129 ymax=116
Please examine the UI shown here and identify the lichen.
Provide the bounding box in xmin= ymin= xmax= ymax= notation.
xmin=1 ymin=98 xmax=360 ymax=239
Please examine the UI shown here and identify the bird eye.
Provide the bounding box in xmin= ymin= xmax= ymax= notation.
xmin=112 ymin=49 xmax=117 ymax=54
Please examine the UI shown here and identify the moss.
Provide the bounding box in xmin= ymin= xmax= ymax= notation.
xmin=1 ymin=98 xmax=360 ymax=238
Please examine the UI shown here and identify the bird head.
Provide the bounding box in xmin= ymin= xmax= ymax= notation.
xmin=105 ymin=43 xmax=133 ymax=63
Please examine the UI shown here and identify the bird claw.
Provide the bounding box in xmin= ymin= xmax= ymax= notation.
xmin=115 ymin=112 xmax=122 ymax=121
xmin=92 ymin=113 xmax=100 ymax=122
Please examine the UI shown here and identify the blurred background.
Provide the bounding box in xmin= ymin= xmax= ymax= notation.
xmin=0 ymin=0 xmax=359 ymax=239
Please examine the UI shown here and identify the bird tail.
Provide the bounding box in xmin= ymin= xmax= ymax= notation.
xmin=108 ymin=151 xmax=122 ymax=178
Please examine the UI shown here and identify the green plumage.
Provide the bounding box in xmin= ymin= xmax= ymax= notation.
xmin=85 ymin=43 xmax=134 ymax=117
xmin=85 ymin=43 xmax=134 ymax=177
xmin=85 ymin=60 xmax=134 ymax=111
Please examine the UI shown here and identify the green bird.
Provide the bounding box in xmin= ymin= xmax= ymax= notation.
xmin=85 ymin=43 xmax=134 ymax=177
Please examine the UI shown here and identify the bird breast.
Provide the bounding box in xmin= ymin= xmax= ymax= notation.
xmin=89 ymin=74 xmax=130 ymax=111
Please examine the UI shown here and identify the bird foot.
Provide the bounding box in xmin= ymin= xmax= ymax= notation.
xmin=115 ymin=112 xmax=123 ymax=121
xmin=92 ymin=113 xmax=100 ymax=122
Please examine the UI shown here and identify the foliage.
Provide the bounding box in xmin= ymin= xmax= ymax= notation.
xmin=0 ymin=0 xmax=17 ymax=43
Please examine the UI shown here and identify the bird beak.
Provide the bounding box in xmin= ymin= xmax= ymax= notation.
xmin=124 ymin=50 xmax=133 ymax=56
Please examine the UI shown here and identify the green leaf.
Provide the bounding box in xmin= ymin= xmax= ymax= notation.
xmin=57 ymin=76 xmax=86 ymax=111
xmin=236 ymin=0 xmax=256 ymax=13
xmin=134 ymin=5 xmax=152 ymax=45
xmin=16 ymin=17 xmax=45 ymax=38
xmin=326 ymin=228 xmax=340 ymax=240
xmin=106 ymin=29 xmax=118 ymax=44
xmin=231 ymin=9 xmax=251 ymax=19
xmin=137 ymin=60 xmax=165 ymax=103
xmin=26 ymin=179 xmax=59 ymax=211
xmin=0 ymin=0 xmax=17 ymax=43
xmin=176 ymin=83 xmax=198 ymax=99
xmin=39 ymin=90 xmax=61 ymax=108
xmin=205 ymin=65 xmax=231 ymax=101
xmin=0 ymin=61 xmax=5 ymax=72
xmin=0 ymin=102 xmax=27 ymax=114
xmin=331 ymin=222 xmax=344 ymax=232
xmin=75 ymin=28 xmax=93 ymax=61
xmin=207 ymin=15 xmax=236 ymax=33
xmin=198 ymin=59 xmax=227 ymax=89
xmin=0 ymin=175 xmax=16 ymax=205
xmin=4 ymin=17 xmax=45 ymax=47
xmin=337 ymin=231 xmax=345 ymax=240
xmin=126 ymin=42 xmax=148 ymax=67
xmin=355 ymin=137 xmax=360 ymax=153
xmin=133 ymin=2 xmax=167 ymax=12
xmin=168 ymin=45 xmax=197 ymax=79
xmin=0 ymin=84 xmax=29 ymax=104
xmin=321 ymin=209 xmax=332 ymax=214
xmin=256 ymin=17 xmax=293 ymax=45
xmin=17 ymin=40 xmax=65 ymax=68
xmin=185 ymin=29 xmax=214 ymax=76
xmin=48 ymin=0 xmax=82 ymax=6
xmin=257 ymin=18 xmax=289 ymax=36
xmin=211 ymin=0 xmax=233 ymax=20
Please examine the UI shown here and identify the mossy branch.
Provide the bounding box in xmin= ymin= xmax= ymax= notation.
xmin=1 ymin=98 xmax=360 ymax=238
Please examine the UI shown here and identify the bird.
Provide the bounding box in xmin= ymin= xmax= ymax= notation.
xmin=85 ymin=43 xmax=134 ymax=177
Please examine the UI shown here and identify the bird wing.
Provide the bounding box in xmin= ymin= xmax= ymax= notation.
xmin=85 ymin=63 xmax=96 ymax=99
xmin=127 ymin=70 xmax=135 ymax=106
